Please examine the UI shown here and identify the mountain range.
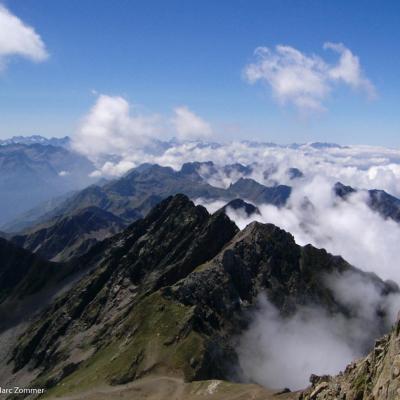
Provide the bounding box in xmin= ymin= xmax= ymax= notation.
xmin=3 ymin=163 xmax=291 ymax=261
xmin=0 ymin=194 xmax=398 ymax=400
xmin=4 ymin=161 xmax=400 ymax=265
xmin=0 ymin=134 xmax=371 ymax=228
xmin=1 ymin=136 xmax=400 ymax=399
xmin=0 ymin=142 xmax=95 ymax=225
xmin=0 ymin=135 xmax=70 ymax=147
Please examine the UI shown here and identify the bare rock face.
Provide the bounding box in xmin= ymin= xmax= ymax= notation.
xmin=300 ymin=317 xmax=400 ymax=400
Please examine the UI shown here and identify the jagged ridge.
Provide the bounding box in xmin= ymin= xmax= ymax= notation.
xmin=1 ymin=194 xmax=396 ymax=400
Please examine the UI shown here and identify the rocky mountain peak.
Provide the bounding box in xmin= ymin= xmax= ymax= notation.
xmin=1 ymin=194 xmax=399 ymax=399
xmin=219 ymin=198 xmax=260 ymax=217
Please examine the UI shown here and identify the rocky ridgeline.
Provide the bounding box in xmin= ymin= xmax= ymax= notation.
xmin=300 ymin=317 xmax=400 ymax=400
xmin=0 ymin=194 xmax=399 ymax=399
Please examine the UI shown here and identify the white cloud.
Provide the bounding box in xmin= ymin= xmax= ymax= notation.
xmin=151 ymin=143 xmax=400 ymax=197
xmin=324 ymin=42 xmax=376 ymax=99
xmin=74 ymin=120 xmax=400 ymax=193
xmin=244 ymin=43 xmax=375 ymax=112
xmin=90 ymin=160 xmax=136 ymax=177
xmin=172 ymin=106 xmax=213 ymax=140
xmin=71 ymin=94 xmax=161 ymax=161
xmin=0 ymin=4 xmax=48 ymax=69
xmin=238 ymin=289 xmax=399 ymax=390
xmin=72 ymin=96 xmax=215 ymax=176
xmin=195 ymin=172 xmax=400 ymax=390
xmin=231 ymin=186 xmax=400 ymax=389
xmin=245 ymin=46 xmax=329 ymax=112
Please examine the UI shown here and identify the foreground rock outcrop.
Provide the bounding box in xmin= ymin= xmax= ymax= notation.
xmin=301 ymin=316 xmax=400 ymax=400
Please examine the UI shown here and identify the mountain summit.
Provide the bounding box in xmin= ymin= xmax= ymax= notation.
xmin=0 ymin=195 xmax=397 ymax=399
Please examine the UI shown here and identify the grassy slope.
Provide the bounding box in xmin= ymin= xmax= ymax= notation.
xmin=40 ymin=292 xmax=204 ymax=398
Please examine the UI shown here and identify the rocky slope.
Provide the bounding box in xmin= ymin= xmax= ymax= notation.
xmin=228 ymin=178 xmax=291 ymax=206
xmin=12 ymin=206 xmax=126 ymax=262
xmin=0 ymin=237 xmax=90 ymax=336
xmin=0 ymin=238 xmax=58 ymax=305
xmin=301 ymin=316 xmax=400 ymax=400
xmin=0 ymin=195 xmax=397 ymax=400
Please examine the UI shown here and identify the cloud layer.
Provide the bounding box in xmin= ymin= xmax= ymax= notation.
xmin=188 ymin=148 xmax=400 ymax=388
xmin=0 ymin=4 xmax=48 ymax=70
xmin=72 ymin=95 xmax=160 ymax=161
xmin=196 ymin=168 xmax=400 ymax=389
xmin=172 ymin=106 xmax=213 ymax=140
xmin=75 ymin=129 xmax=400 ymax=200
xmin=217 ymin=178 xmax=400 ymax=282
xmin=238 ymin=286 xmax=400 ymax=390
xmin=244 ymin=43 xmax=375 ymax=112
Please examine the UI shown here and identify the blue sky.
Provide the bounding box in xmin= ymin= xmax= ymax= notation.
xmin=0 ymin=0 xmax=399 ymax=145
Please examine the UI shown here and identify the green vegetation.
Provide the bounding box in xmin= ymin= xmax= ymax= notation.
xmin=43 ymin=292 xmax=204 ymax=398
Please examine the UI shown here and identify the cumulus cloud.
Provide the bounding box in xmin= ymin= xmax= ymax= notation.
xmin=0 ymin=4 xmax=48 ymax=70
xmin=172 ymin=106 xmax=213 ymax=140
xmin=324 ymin=42 xmax=376 ymax=99
xmin=244 ymin=43 xmax=375 ymax=112
xmin=72 ymin=95 xmax=215 ymax=175
xmin=71 ymin=94 xmax=161 ymax=161
xmin=239 ymin=299 xmax=358 ymax=390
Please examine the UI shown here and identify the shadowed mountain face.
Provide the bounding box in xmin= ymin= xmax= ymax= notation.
xmin=1 ymin=195 xmax=397 ymax=399
xmin=368 ymin=189 xmax=400 ymax=223
xmin=0 ymin=238 xmax=91 ymax=334
xmin=12 ymin=207 xmax=126 ymax=262
xmin=229 ymin=178 xmax=291 ymax=206
xmin=0 ymin=143 xmax=95 ymax=225
xmin=0 ymin=238 xmax=57 ymax=304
